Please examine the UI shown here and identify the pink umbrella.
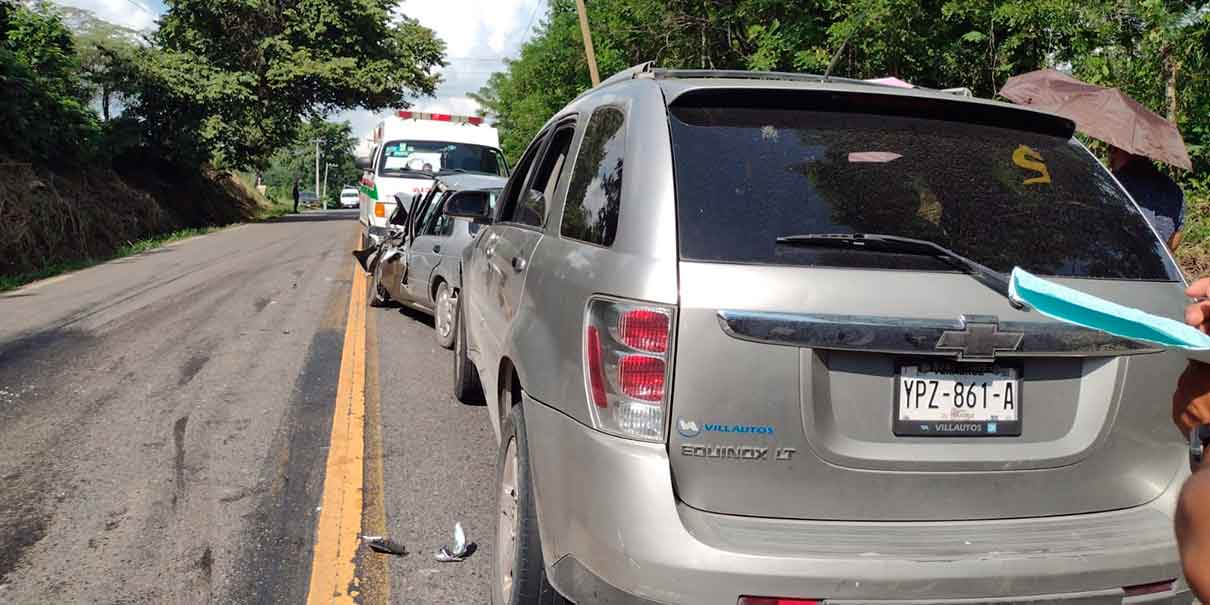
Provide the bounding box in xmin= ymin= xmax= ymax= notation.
xmin=1000 ymin=68 xmax=1191 ymax=170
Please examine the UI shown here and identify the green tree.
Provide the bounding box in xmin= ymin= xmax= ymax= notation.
xmin=263 ymin=117 xmax=359 ymax=204
xmin=0 ymin=1 xmax=99 ymax=163
xmin=475 ymin=0 xmax=1209 ymax=182
xmin=61 ymin=6 xmax=143 ymax=122
xmin=126 ymin=0 xmax=445 ymax=169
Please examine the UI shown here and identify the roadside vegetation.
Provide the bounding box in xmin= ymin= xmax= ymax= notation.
xmin=475 ymin=0 xmax=1210 ymax=275
xmin=1 ymin=226 xmax=218 ymax=292
xmin=0 ymin=0 xmax=443 ymax=284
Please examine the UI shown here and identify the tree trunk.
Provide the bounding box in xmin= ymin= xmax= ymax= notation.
xmin=102 ymin=88 xmax=111 ymax=122
xmin=1165 ymin=55 xmax=1181 ymax=124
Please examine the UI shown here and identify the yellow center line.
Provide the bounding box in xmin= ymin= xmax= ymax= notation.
xmin=306 ymin=265 xmax=368 ymax=605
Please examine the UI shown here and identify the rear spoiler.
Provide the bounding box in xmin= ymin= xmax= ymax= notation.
xmin=666 ymin=87 xmax=1075 ymax=140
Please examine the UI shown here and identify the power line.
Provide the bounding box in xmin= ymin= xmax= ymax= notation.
xmin=512 ymin=0 xmax=544 ymax=50
xmin=114 ymin=0 xmax=157 ymax=18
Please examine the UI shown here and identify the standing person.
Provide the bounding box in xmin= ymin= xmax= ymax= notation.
xmin=1172 ymin=276 xmax=1210 ymax=599
xmin=292 ymin=178 xmax=301 ymax=214
xmin=1112 ymin=146 xmax=1185 ymax=251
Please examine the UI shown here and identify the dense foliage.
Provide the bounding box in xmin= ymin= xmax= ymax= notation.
xmin=473 ymin=0 xmax=1210 ymax=187
xmin=1 ymin=0 xmax=444 ymax=170
xmin=0 ymin=0 xmax=443 ymax=281
xmin=133 ymin=0 xmax=443 ymax=168
xmin=262 ymin=117 xmax=361 ymax=204
xmin=0 ymin=1 xmax=100 ymax=163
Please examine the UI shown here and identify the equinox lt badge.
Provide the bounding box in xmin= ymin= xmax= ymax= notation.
xmin=680 ymin=444 xmax=796 ymax=461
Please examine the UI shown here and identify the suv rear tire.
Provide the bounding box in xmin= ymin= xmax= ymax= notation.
xmin=453 ymin=299 xmax=485 ymax=404
xmin=493 ymin=404 xmax=565 ymax=605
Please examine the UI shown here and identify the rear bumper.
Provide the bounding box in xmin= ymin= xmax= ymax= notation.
xmin=522 ymin=395 xmax=1190 ymax=605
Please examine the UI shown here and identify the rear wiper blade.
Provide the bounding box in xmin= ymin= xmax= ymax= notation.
xmin=775 ymin=233 xmax=1024 ymax=309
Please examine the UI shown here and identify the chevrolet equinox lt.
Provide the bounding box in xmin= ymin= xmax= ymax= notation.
xmin=447 ymin=64 xmax=1194 ymax=605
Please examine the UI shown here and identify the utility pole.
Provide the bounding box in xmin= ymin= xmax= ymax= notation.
xmin=313 ymin=139 xmax=322 ymax=200
xmin=573 ymin=0 xmax=600 ymax=86
xmin=323 ymin=162 xmax=335 ymax=202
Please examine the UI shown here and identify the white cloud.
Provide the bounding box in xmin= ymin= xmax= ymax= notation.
xmin=399 ymin=0 xmax=544 ymax=117
xmin=401 ymin=0 xmax=534 ymax=57
xmin=55 ymin=0 xmax=159 ymax=31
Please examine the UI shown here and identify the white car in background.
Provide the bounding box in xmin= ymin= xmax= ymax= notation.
xmin=339 ymin=187 xmax=359 ymax=208
xmin=354 ymin=111 xmax=508 ymax=246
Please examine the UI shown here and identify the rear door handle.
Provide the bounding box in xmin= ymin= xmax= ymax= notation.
xmin=511 ymin=256 xmax=527 ymax=272
xmin=433 ymin=245 xmax=441 ymax=253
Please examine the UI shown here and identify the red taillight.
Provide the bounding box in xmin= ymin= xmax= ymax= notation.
xmin=584 ymin=298 xmax=675 ymax=441
xmin=1122 ymin=580 xmax=1174 ymax=597
xmin=619 ymin=355 xmax=665 ymax=401
xmin=738 ymin=598 xmax=820 ymax=605
xmin=619 ymin=309 xmax=669 ymax=353
xmin=586 ymin=326 xmax=608 ymax=408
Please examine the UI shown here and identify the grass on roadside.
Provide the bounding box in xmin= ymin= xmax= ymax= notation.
xmin=1176 ymin=187 xmax=1210 ymax=279
xmin=0 ymin=195 xmax=301 ymax=292
xmin=0 ymin=226 xmax=222 ymax=292
xmin=256 ymin=198 xmax=293 ymax=220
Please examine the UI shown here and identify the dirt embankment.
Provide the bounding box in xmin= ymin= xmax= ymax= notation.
xmin=0 ymin=154 xmax=269 ymax=280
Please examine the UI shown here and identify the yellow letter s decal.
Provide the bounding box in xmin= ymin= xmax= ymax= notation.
xmin=1012 ymin=145 xmax=1051 ymax=185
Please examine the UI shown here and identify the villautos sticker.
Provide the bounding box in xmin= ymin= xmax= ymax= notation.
xmin=1012 ymin=144 xmax=1052 ymax=185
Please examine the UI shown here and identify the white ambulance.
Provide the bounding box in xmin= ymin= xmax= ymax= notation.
xmin=356 ymin=111 xmax=507 ymax=245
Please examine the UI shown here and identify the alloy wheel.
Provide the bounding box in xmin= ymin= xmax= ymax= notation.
xmin=496 ymin=437 xmax=519 ymax=602
xmin=436 ymin=284 xmax=453 ymax=340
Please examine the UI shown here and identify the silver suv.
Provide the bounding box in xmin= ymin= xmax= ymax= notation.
xmin=449 ymin=65 xmax=1194 ymax=605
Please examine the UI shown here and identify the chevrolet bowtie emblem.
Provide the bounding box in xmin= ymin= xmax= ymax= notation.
xmin=935 ymin=316 xmax=1023 ymax=362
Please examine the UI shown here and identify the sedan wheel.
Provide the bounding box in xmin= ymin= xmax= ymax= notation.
xmin=369 ymin=260 xmax=389 ymax=307
xmin=434 ymin=282 xmax=456 ymax=349
xmin=496 ymin=437 xmax=519 ymax=603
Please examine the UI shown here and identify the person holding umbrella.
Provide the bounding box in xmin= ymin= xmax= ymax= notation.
xmin=1111 ymin=146 xmax=1186 ymax=250
xmin=1001 ymin=69 xmax=1192 ymax=251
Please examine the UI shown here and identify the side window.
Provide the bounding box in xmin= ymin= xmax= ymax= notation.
xmin=511 ymin=125 xmax=575 ymax=228
xmin=562 ymin=107 xmax=625 ymax=246
xmin=493 ymin=150 xmax=510 ymax=177
xmin=427 ymin=200 xmax=454 ymax=236
xmin=416 ymin=191 xmax=445 ymax=233
xmin=497 ymin=133 xmax=548 ymax=224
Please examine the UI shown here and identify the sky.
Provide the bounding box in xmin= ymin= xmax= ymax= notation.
xmin=52 ymin=0 xmax=546 ymax=139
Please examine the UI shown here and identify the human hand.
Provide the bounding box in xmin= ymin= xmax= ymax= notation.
xmin=1175 ymin=362 xmax=1210 ymax=435
xmin=1185 ymin=277 xmax=1210 ymax=334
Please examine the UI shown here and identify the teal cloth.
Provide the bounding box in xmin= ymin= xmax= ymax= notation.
xmin=1009 ymin=267 xmax=1210 ymax=351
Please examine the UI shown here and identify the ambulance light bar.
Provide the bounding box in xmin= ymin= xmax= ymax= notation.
xmin=396 ymin=111 xmax=484 ymax=126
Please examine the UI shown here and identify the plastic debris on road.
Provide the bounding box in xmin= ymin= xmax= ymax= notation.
xmin=434 ymin=522 xmax=476 ymax=562
xmin=361 ymin=535 xmax=407 ymax=556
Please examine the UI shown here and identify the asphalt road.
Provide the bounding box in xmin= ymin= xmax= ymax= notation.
xmin=0 ymin=210 xmax=497 ymax=604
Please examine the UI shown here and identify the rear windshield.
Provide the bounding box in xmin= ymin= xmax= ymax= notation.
xmin=668 ymin=105 xmax=1179 ymax=280
xmin=378 ymin=140 xmax=508 ymax=178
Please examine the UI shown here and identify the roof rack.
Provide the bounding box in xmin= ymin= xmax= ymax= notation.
xmin=648 ymin=68 xmax=879 ymax=88
xmin=584 ymin=63 xmax=974 ymax=102
xmin=597 ymin=61 xmax=656 ymax=88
